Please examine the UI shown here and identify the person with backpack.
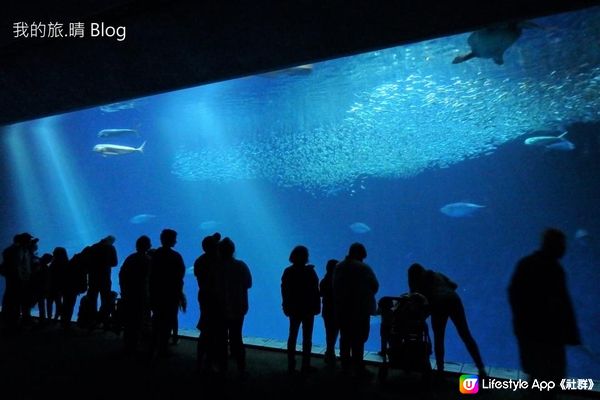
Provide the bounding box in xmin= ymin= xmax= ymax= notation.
xmin=333 ymin=243 xmax=379 ymax=377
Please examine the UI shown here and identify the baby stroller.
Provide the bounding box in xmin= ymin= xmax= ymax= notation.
xmin=77 ymin=290 xmax=123 ymax=333
xmin=377 ymin=293 xmax=432 ymax=382
xmin=103 ymin=291 xmax=124 ymax=335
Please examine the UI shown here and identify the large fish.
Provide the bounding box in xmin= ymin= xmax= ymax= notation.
xmin=100 ymin=101 xmax=136 ymax=113
xmin=575 ymin=228 xmax=589 ymax=240
xmin=440 ymin=202 xmax=485 ymax=218
xmin=524 ymin=131 xmax=575 ymax=151
xmin=98 ymin=128 xmax=139 ymax=138
xmin=350 ymin=222 xmax=371 ymax=234
xmin=260 ymin=64 xmax=313 ymax=78
xmin=129 ymin=214 xmax=156 ymax=224
xmin=93 ymin=141 xmax=146 ymax=156
xmin=200 ymin=220 xmax=221 ymax=231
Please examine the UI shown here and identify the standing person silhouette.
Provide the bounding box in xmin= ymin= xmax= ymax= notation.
xmin=219 ymin=237 xmax=252 ymax=375
xmin=149 ymin=229 xmax=185 ymax=358
xmin=333 ymin=243 xmax=379 ymax=377
xmin=1 ymin=233 xmax=38 ymax=333
xmin=408 ymin=263 xmax=486 ymax=378
xmin=48 ymin=248 xmax=69 ymax=321
xmin=194 ymin=232 xmax=223 ymax=372
xmin=281 ymin=245 xmax=321 ymax=374
xmin=87 ymin=235 xmax=118 ymax=328
xmin=319 ymin=258 xmax=339 ymax=365
xmin=119 ymin=235 xmax=152 ymax=354
xmin=509 ymin=228 xmax=580 ymax=398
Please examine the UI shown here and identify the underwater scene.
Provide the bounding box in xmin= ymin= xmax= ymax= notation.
xmin=1 ymin=6 xmax=600 ymax=378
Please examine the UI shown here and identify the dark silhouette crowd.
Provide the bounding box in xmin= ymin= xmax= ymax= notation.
xmin=0 ymin=227 xmax=584 ymax=390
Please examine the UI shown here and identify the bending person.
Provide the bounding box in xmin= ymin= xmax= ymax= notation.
xmin=408 ymin=263 xmax=486 ymax=377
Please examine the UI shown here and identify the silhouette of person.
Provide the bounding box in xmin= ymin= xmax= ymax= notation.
xmin=31 ymin=252 xmax=52 ymax=322
xmin=62 ymin=247 xmax=89 ymax=330
xmin=333 ymin=243 xmax=379 ymax=376
xmin=48 ymin=247 xmax=69 ymax=321
xmin=23 ymin=234 xmax=39 ymax=326
xmin=281 ymin=245 xmax=320 ymax=374
xmin=87 ymin=235 xmax=118 ymax=328
xmin=171 ymin=291 xmax=186 ymax=345
xmin=319 ymin=258 xmax=339 ymax=365
xmin=119 ymin=235 xmax=152 ymax=354
xmin=219 ymin=237 xmax=252 ymax=374
xmin=408 ymin=263 xmax=486 ymax=377
xmin=149 ymin=229 xmax=185 ymax=358
xmin=1 ymin=233 xmax=38 ymax=333
xmin=377 ymin=296 xmax=396 ymax=357
xmin=1 ymin=234 xmax=23 ymax=334
xmin=509 ymin=228 xmax=580 ymax=395
xmin=194 ymin=232 xmax=223 ymax=371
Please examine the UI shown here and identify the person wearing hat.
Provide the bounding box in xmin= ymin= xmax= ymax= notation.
xmin=1 ymin=233 xmax=38 ymax=333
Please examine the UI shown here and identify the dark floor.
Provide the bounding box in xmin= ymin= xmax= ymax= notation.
xmin=0 ymin=320 xmax=596 ymax=400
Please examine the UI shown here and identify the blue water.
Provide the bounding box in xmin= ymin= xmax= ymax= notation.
xmin=1 ymin=6 xmax=600 ymax=379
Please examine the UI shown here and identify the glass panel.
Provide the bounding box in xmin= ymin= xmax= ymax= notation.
xmin=1 ymin=5 xmax=599 ymax=379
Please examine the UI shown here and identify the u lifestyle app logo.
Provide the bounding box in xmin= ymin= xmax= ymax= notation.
xmin=460 ymin=375 xmax=479 ymax=394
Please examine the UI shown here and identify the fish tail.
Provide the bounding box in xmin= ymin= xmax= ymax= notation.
xmin=137 ymin=141 xmax=146 ymax=153
xmin=452 ymin=52 xmax=475 ymax=64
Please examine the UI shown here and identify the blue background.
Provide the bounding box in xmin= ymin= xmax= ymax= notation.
xmin=1 ymin=6 xmax=599 ymax=379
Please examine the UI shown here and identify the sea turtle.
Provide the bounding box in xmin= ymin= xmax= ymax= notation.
xmin=452 ymin=21 xmax=540 ymax=65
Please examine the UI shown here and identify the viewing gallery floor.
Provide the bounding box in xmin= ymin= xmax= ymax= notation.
xmin=1 ymin=321 xmax=597 ymax=400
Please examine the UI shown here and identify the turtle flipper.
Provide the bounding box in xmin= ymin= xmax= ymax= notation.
xmin=493 ymin=54 xmax=505 ymax=65
xmin=452 ymin=52 xmax=475 ymax=64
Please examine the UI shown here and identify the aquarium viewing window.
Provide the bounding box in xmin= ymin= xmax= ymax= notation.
xmin=1 ymin=5 xmax=599 ymax=380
